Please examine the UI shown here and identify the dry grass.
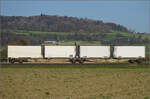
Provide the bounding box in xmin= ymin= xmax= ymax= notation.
xmin=0 ymin=68 xmax=150 ymax=99
xmin=28 ymin=59 xmax=71 ymax=63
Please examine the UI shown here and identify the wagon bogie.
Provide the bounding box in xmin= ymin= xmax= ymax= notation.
xmin=8 ymin=58 xmax=28 ymax=64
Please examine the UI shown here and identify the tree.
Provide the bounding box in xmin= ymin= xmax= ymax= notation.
xmin=8 ymin=39 xmax=28 ymax=45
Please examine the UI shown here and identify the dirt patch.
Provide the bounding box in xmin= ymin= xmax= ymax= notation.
xmin=0 ymin=68 xmax=150 ymax=99
xmin=28 ymin=59 xmax=71 ymax=63
xmin=85 ymin=59 xmax=128 ymax=63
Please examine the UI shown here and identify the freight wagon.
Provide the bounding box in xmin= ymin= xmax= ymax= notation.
xmin=113 ymin=46 xmax=145 ymax=63
xmin=73 ymin=46 xmax=110 ymax=64
xmin=7 ymin=45 xmax=146 ymax=64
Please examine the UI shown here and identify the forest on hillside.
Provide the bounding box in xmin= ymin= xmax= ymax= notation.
xmin=1 ymin=14 xmax=131 ymax=33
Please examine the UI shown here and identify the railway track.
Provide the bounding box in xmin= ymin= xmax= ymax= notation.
xmin=0 ymin=63 xmax=150 ymax=66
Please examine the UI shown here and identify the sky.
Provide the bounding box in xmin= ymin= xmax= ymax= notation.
xmin=1 ymin=0 xmax=150 ymax=33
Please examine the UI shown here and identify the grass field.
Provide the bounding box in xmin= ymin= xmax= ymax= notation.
xmin=2 ymin=29 xmax=150 ymax=38
xmin=0 ymin=65 xmax=150 ymax=99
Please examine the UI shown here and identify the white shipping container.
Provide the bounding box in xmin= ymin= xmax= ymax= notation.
xmin=80 ymin=46 xmax=110 ymax=58
xmin=45 ymin=46 xmax=76 ymax=58
xmin=8 ymin=46 xmax=42 ymax=58
xmin=114 ymin=46 xmax=145 ymax=58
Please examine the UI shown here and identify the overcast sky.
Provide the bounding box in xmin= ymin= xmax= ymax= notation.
xmin=1 ymin=0 xmax=150 ymax=33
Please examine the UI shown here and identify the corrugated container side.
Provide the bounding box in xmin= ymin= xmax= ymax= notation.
xmin=8 ymin=46 xmax=42 ymax=58
xmin=80 ymin=46 xmax=110 ymax=58
xmin=45 ymin=46 xmax=76 ymax=58
xmin=114 ymin=46 xmax=145 ymax=58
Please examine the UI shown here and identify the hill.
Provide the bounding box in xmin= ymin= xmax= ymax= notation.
xmin=1 ymin=15 xmax=150 ymax=45
xmin=1 ymin=15 xmax=131 ymax=33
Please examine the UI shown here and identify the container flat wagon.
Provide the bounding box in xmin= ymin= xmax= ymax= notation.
xmin=44 ymin=46 xmax=77 ymax=64
xmin=6 ymin=45 xmax=146 ymax=64
xmin=75 ymin=46 xmax=111 ymax=64
xmin=113 ymin=46 xmax=145 ymax=63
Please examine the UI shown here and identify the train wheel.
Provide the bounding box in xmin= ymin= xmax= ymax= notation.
xmin=79 ymin=59 xmax=84 ymax=64
xmin=136 ymin=59 xmax=142 ymax=64
xmin=72 ymin=61 xmax=76 ymax=64
xmin=79 ymin=61 xmax=83 ymax=64
xmin=19 ymin=60 xmax=23 ymax=64
xmin=10 ymin=60 xmax=15 ymax=64
xmin=70 ymin=59 xmax=76 ymax=64
xmin=128 ymin=60 xmax=134 ymax=64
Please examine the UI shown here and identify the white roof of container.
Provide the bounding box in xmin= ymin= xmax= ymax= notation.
xmin=45 ymin=46 xmax=76 ymax=58
xmin=80 ymin=46 xmax=110 ymax=58
xmin=114 ymin=46 xmax=145 ymax=58
xmin=8 ymin=46 xmax=42 ymax=58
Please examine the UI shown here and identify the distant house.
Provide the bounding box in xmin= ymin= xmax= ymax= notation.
xmin=43 ymin=41 xmax=57 ymax=44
